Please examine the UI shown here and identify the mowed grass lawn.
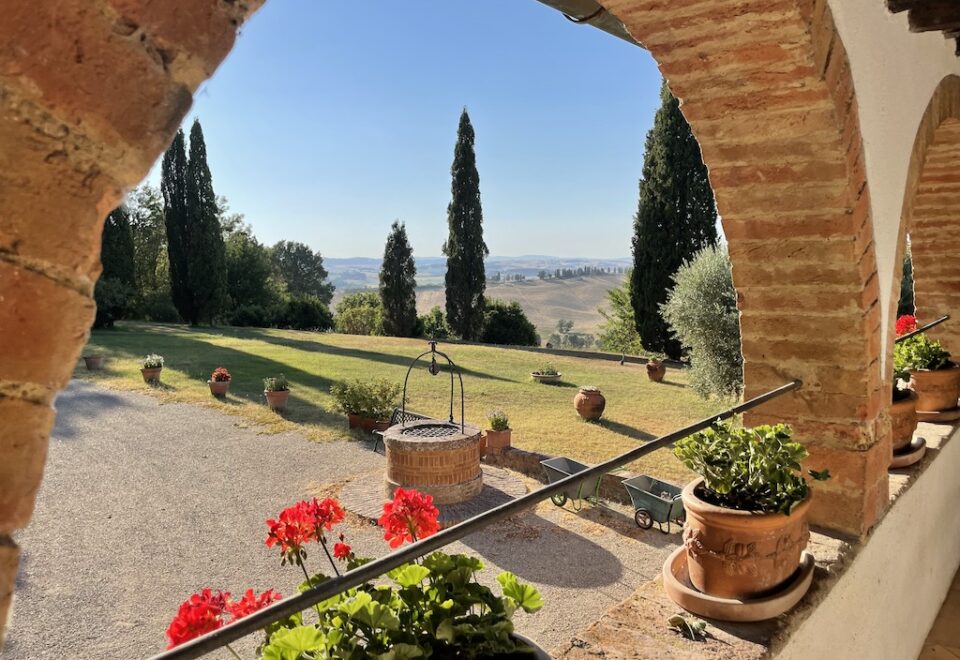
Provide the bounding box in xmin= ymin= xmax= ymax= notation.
xmin=76 ymin=322 xmax=727 ymax=482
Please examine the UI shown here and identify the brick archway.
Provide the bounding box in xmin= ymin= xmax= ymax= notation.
xmin=896 ymin=75 xmax=960 ymax=351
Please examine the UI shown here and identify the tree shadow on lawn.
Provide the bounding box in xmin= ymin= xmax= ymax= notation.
xmin=597 ymin=419 xmax=657 ymax=443
xmin=52 ymin=381 xmax=128 ymax=440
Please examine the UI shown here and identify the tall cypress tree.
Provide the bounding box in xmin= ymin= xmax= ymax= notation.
xmin=94 ymin=206 xmax=137 ymax=328
xmin=630 ymin=80 xmax=718 ymax=358
xmin=161 ymin=129 xmax=192 ymax=323
xmin=443 ymin=109 xmax=488 ymax=340
xmin=185 ymin=119 xmax=228 ymax=325
xmin=380 ymin=220 xmax=418 ymax=337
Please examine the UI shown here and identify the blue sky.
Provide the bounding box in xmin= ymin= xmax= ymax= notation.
xmin=145 ymin=1 xmax=663 ymax=258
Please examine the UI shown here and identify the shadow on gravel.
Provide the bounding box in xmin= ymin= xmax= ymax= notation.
xmin=52 ymin=384 xmax=127 ymax=440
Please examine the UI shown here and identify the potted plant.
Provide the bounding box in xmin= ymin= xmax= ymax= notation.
xmin=485 ymin=409 xmax=511 ymax=455
xmin=208 ymin=367 xmax=231 ymax=397
xmin=574 ymin=385 xmax=605 ymax=421
xmin=890 ymin=362 xmax=918 ymax=453
xmin=263 ymin=374 xmax=290 ymax=412
xmin=330 ymin=378 xmax=402 ymax=432
xmin=82 ymin=354 xmax=104 ymax=370
xmin=672 ymin=422 xmax=829 ymax=599
xmin=140 ymin=354 xmax=164 ymax=384
xmin=646 ymin=358 xmax=666 ymax=383
xmin=894 ymin=329 xmax=960 ymax=412
xmin=531 ymin=363 xmax=562 ymax=384
xmin=164 ymin=489 xmax=548 ymax=658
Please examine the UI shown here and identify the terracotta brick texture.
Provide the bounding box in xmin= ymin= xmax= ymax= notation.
xmin=598 ymin=0 xmax=887 ymax=535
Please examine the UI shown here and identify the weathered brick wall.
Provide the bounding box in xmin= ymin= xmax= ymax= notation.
xmin=0 ymin=0 xmax=262 ymax=644
xmin=599 ymin=0 xmax=888 ymax=535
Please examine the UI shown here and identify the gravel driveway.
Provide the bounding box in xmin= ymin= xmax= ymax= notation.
xmin=5 ymin=381 xmax=677 ymax=659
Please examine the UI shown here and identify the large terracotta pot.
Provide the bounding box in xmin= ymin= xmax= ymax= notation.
xmin=646 ymin=360 xmax=666 ymax=383
xmin=264 ymin=389 xmax=290 ymax=412
xmin=485 ymin=429 xmax=511 ymax=454
xmin=910 ymin=364 xmax=960 ymax=412
xmin=574 ymin=388 xmax=605 ymax=421
xmin=681 ymin=479 xmax=811 ymax=599
xmin=141 ymin=367 xmax=162 ymax=384
xmin=890 ymin=392 xmax=918 ymax=452
xmin=347 ymin=413 xmax=389 ymax=432
xmin=83 ymin=355 xmax=104 ymax=370
xmin=208 ymin=379 xmax=231 ymax=397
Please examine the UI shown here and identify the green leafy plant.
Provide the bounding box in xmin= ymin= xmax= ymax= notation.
xmin=263 ymin=374 xmax=289 ymax=392
xmin=667 ymin=613 xmax=707 ymax=641
xmin=578 ymin=385 xmax=601 ymax=393
xmin=141 ymin=354 xmax=164 ymax=369
xmin=894 ymin=333 xmax=952 ymax=372
xmin=532 ymin=364 xmax=559 ymax=376
xmin=487 ymin=409 xmax=509 ymax=432
xmin=330 ymin=378 xmax=402 ymax=420
xmin=673 ymin=422 xmax=829 ymax=514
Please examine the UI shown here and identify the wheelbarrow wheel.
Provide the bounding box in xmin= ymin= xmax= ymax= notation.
xmin=634 ymin=508 xmax=653 ymax=529
xmin=551 ymin=493 xmax=568 ymax=507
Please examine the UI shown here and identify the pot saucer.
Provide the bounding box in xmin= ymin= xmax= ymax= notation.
xmin=662 ymin=547 xmax=814 ymax=622
xmin=916 ymin=407 xmax=960 ymax=423
xmin=890 ymin=436 xmax=926 ymax=469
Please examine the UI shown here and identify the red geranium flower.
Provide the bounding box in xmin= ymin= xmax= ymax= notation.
xmin=378 ymin=488 xmax=440 ymax=548
xmin=308 ymin=497 xmax=345 ymax=533
xmin=226 ymin=588 xmax=281 ymax=621
xmin=333 ymin=542 xmax=352 ymax=560
xmin=165 ymin=589 xmax=229 ymax=649
xmin=896 ymin=315 xmax=918 ymax=336
xmin=266 ymin=501 xmax=317 ymax=564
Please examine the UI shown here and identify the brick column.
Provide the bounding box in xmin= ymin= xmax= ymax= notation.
xmin=0 ymin=0 xmax=260 ymax=644
xmin=599 ymin=0 xmax=888 ymax=536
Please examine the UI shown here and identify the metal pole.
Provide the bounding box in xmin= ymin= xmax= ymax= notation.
xmin=895 ymin=315 xmax=949 ymax=343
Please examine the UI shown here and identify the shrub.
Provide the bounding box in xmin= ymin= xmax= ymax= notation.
xmin=661 ymin=245 xmax=742 ymax=400
xmin=93 ymin=277 xmax=136 ymax=328
xmin=533 ymin=363 xmax=559 ymax=376
xmin=263 ymin=374 xmax=289 ymax=392
xmin=279 ymin=294 xmax=333 ymax=331
xmin=228 ymin=303 xmax=274 ymax=328
xmin=330 ymin=378 xmax=402 ymax=420
xmin=138 ymin=290 xmax=181 ymax=323
xmin=141 ymin=354 xmax=164 ymax=369
xmin=487 ymin=409 xmax=509 ymax=431
xmin=210 ymin=367 xmax=231 ymax=382
xmin=597 ymin=273 xmax=644 ymax=355
xmin=673 ymin=422 xmax=829 ymax=514
xmin=335 ymin=292 xmax=383 ymax=335
xmin=481 ymin=299 xmax=538 ymax=346
xmin=418 ymin=306 xmax=451 ymax=339
xmin=895 ymin=333 xmax=952 ymax=372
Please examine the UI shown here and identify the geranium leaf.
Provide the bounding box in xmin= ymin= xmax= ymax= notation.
xmin=435 ymin=618 xmax=455 ymax=642
xmin=497 ymin=572 xmax=544 ymax=613
xmin=377 ymin=643 xmax=425 ymax=660
xmin=262 ymin=625 xmax=326 ymax=660
xmin=389 ymin=563 xmax=431 ymax=588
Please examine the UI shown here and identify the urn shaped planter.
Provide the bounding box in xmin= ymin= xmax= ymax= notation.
xmin=890 ymin=392 xmax=919 ymax=451
xmin=646 ymin=360 xmax=666 ymax=382
xmin=910 ymin=364 xmax=960 ymax=412
xmin=574 ymin=387 xmax=606 ymax=421
xmin=681 ymin=478 xmax=811 ymax=599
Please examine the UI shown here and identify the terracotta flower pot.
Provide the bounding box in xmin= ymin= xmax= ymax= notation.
xmin=574 ymin=388 xmax=605 ymax=421
xmin=485 ymin=429 xmax=511 ymax=454
xmin=141 ymin=367 xmax=162 ymax=384
xmin=83 ymin=355 xmax=104 ymax=370
xmin=208 ymin=379 xmax=231 ymax=397
xmin=264 ymin=389 xmax=290 ymax=411
xmin=646 ymin=360 xmax=666 ymax=383
xmin=348 ymin=413 xmax=389 ymax=432
xmin=910 ymin=364 xmax=960 ymax=412
xmin=890 ymin=392 xmax=918 ymax=452
xmin=681 ymin=478 xmax=811 ymax=600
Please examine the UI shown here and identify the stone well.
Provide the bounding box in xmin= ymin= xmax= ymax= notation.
xmin=383 ymin=419 xmax=482 ymax=504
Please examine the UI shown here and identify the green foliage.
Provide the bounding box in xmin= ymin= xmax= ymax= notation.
xmin=898 ymin=242 xmax=915 ymax=318
xmin=894 ymin=333 xmax=952 ymax=372
xmin=533 ymin=364 xmax=558 ymax=376
xmin=263 ymin=374 xmax=289 ymax=392
xmin=631 ymin=80 xmax=718 ymax=358
xmin=487 ymin=409 xmax=509 ymax=431
xmin=127 ymin=185 xmax=172 ymax=316
xmin=597 ymin=273 xmax=647 ymax=356
xmin=335 ymin=292 xmax=384 ymax=335
xmin=94 ymin=277 xmax=135 ymax=329
xmin=549 ymin=319 xmax=594 ymax=350
xmin=279 ymin=294 xmax=334 ymax=331
xmin=661 ymin=245 xmax=742 ymax=399
xmin=225 ymin=227 xmax=284 ymax=314
xmin=443 ymin=109 xmax=489 ymax=341
xmin=673 ymin=423 xmax=829 ymax=514
xmin=418 ymin=306 xmax=451 ymax=340
xmin=260 ymin=551 xmax=543 ymax=659
xmin=141 ymin=354 xmax=164 ymax=369
xmin=95 ymin=207 xmax=138 ymax=328
xmin=330 ymin=378 xmax=402 ymax=419
xmin=271 ymin=240 xmax=334 ymax=305
xmin=380 ymin=221 xmax=419 ymax=337
xmin=481 ymin=299 xmax=538 ymax=346
xmin=162 ymin=129 xmax=192 ymax=324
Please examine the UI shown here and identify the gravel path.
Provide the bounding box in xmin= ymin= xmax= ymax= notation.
xmin=6 ymin=381 xmax=678 ymax=659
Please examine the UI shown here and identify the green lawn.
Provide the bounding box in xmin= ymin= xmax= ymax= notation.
xmin=76 ymin=322 xmax=728 ymax=482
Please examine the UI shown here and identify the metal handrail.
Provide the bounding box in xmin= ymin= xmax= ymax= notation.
xmin=153 ymin=379 xmax=801 ymax=660
xmin=895 ymin=315 xmax=949 ymax=343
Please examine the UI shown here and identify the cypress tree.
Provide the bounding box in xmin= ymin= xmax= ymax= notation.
xmin=94 ymin=206 xmax=137 ymax=328
xmin=630 ymin=80 xmax=717 ymax=358
xmin=185 ymin=119 xmax=228 ymax=325
xmin=161 ymin=129 xmax=192 ymax=323
xmin=379 ymin=220 xmax=418 ymax=337
xmin=443 ymin=109 xmax=488 ymax=340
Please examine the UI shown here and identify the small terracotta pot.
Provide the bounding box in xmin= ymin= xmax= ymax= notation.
xmin=485 ymin=429 xmax=511 ymax=454
xmin=910 ymin=364 xmax=960 ymax=412
xmin=646 ymin=360 xmax=666 ymax=382
xmin=348 ymin=413 xmax=390 ymax=432
xmin=890 ymin=392 xmax=918 ymax=452
xmin=681 ymin=478 xmax=811 ymax=600
xmin=141 ymin=367 xmax=162 ymax=384
xmin=208 ymin=379 xmax=231 ymax=397
xmin=83 ymin=355 xmax=104 ymax=370
xmin=264 ymin=389 xmax=290 ymax=411
xmin=574 ymin=388 xmax=605 ymax=421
